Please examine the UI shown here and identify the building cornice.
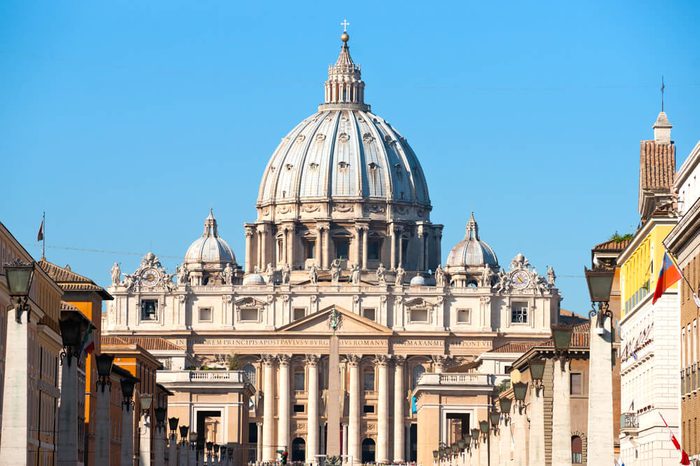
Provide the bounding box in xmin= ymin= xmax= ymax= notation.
xmin=618 ymin=216 xmax=678 ymax=264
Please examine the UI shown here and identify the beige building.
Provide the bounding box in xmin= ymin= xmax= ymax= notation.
xmin=104 ymin=32 xmax=565 ymax=465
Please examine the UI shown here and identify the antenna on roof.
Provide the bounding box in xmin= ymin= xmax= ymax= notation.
xmin=661 ymin=76 xmax=665 ymax=112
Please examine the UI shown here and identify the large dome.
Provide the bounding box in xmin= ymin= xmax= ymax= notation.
xmin=184 ymin=210 xmax=236 ymax=267
xmin=256 ymin=33 xmax=431 ymax=219
xmin=446 ymin=213 xmax=498 ymax=268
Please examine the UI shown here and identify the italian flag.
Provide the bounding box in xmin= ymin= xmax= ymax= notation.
xmin=79 ymin=325 xmax=95 ymax=358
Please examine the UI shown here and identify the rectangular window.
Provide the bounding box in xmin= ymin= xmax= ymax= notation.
xmin=335 ymin=238 xmax=350 ymax=260
xmin=293 ymin=404 xmax=305 ymax=413
xmin=240 ymin=308 xmax=259 ymax=322
xmin=457 ymin=309 xmax=471 ymax=324
xmin=511 ymin=302 xmax=528 ymax=324
xmin=305 ymin=240 xmax=316 ymax=260
xmin=363 ymin=405 xmax=375 ymax=414
xmin=140 ymin=299 xmax=158 ymax=321
xmin=198 ymin=307 xmax=213 ymax=322
xmin=368 ymin=238 xmax=382 ymax=261
xmin=363 ymin=308 xmax=376 ymax=322
xmin=363 ymin=369 xmax=375 ymax=391
xmin=570 ymin=373 xmax=583 ymax=395
xmin=410 ymin=309 xmax=428 ymax=323
xmin=293 ymin=370 xmax=305 ymax=391
xmin=293 ymin=307 xmax=306 ymax=321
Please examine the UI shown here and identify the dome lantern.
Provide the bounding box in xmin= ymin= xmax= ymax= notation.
xmin=320 ymin=27 xmax=368 ymax=111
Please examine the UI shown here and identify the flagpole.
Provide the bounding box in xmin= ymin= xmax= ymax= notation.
xmin=42 ymin=211 xmax=45 ymax=259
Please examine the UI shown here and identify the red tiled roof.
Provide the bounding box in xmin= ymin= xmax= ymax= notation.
xmin=102 ymin=335 xmax=183 ymax=351
xmin=38 ymin=259 xmax=112 ymax=299
xmin=593 ymin=238 xmax=632 ymax=252
xmin=490 ymin=341 xmax=544 ymax=353
xmin=640 ymin=140 xmax=675 ymax=193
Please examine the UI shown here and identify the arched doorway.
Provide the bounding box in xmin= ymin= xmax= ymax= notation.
xmin=571 ymin=435 xmax=583 ymax=464
xmin=291 ymin=438 xmax=306 ymax=462
xmin=362 ymin=438 xmax=376 ymax=463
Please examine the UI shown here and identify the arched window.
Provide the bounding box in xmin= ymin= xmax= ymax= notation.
xmin=243 ymin=364 xmax=256 ymax=387
xmin=571 ymin=435 xmax=583 ymax=464
xmin=362 ymin=438 xmax=376 ymax=463
xmin=291 ymin=438 xmax=306 ymax=462
xmin=412 ymin=364 xmax=426 ymax=388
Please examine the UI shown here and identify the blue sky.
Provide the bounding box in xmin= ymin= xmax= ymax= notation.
xmin=2 ymin=1 xmax=699 ymax=314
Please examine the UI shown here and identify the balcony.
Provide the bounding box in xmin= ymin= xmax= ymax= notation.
xmin=412 ymin=372 xmax=495 ymax=397
xmin=157 ymin=370 xmax=255 ymax=394
xmin=620 ymin=412 xmax=639 ymax=436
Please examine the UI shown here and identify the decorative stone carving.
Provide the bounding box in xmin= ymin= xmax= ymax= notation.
xmin=309 ymin=264 xmax=319 ymax=285
xmin=111 ymin=262 xmax=121 ymax=286
xmin=350 ymin=264 xmax=361 ymax=285
xmin=333 ymin=204 xmax=353 ymax=213
xmin=435 ymin=264 xmax=446 ymax=287
xmin=330 ymin=259 xmax=342 ymax=284
xmin=125 ymin=252 xmax=174 ymax=292
xmin=373 ymin=354 xmax=391 ymax=366
xmin=376 ymin=263 xmax=386 ymax=285
xmin=282 ymin=263 xmax=291 ymax=285
xmin=222 ymin=263 xmax=234 ymax=285
xmin=305 ymin=354 xmax=320 ymax=366
xmin=394 ymin=265 xmax=405 ymax=286
xmin=345 ymin=354 xmax=362 ymax=367
xmin=301 ymin=204 xmax=321 ymax=213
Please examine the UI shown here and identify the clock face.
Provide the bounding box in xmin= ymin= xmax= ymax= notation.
xmin=141 ymin=268 xmax=160 ymax=287
xmin=511 ymin=270 xmax=530 ymax=289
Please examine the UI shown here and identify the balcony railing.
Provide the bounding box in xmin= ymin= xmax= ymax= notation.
xmin=157 ymin=370 xmax=251 ymax=385
xmin=416 ymin=373 xmax=494 ymax=386
xmin=620 ymin=412 xmax=639 ymax=434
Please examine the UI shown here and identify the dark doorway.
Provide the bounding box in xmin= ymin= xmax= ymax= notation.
xmin=195 ymin=410 xmax=221 ymax=452
xmin=362 ymin=438 xmax=376 ymax=463
xmin=409 ymin=424 xmax=418 ymax=461
xmin=292 ymin=438 xmax=306 ymax=462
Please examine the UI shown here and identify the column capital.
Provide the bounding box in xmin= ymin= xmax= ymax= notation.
xmin=260 ymin=354 xmax=277 ymax=366
xmin=345 ymin=354 xmax=362 ymax=367
xmin=278 ymin=354 xmax=291 ymax=366
xmin=305 ymin=354 xmax=321 ymax=366
xmin=394 ymin=355 xmax=406 ymax=366
xmin=373 ymin=354 xmax=391 ymax=367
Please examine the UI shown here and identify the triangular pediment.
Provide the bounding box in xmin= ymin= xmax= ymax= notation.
xmin=278 ymin=305 xmax=393 ymax=335
xmin=234 ymin=296 xmax=266 ymax=308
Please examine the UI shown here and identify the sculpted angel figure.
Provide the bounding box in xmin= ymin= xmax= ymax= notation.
xmin=222 ymin=263 xmax=233 ymax=285
xmin=265 ymin=263 xmax=274 ymax=284
xmin=330 ymin=259 xmax=341 ymax=284
xmin=309 ymin=264 xmax=319 ymax=285
xmin=350 ymin=263 xmax=361 ymax=285
xmin=177 ymin=263 xmax=189 ymax=285
xmin=376 ymin=263 xmax=386 ymax=285
xmin=395 ymin=265 xmax=405 ymax=286
xmin=111 ymin=262 xmax=121 ymax=286
xmin=495 ymin=270 xmax=509 ymax=294
xmin=547 ymin=265 xmax=556 ymax=286
xmin=282 ymin=263 xmax=291 ymax=284
xmin=481 ymin=266 xmax=494 ymax=287
xmin=435 ymin=264 xmax=445 ymax=287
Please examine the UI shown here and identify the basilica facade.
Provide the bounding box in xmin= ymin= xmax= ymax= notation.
xmin=104 ymin=31 xmax=562 ymax=466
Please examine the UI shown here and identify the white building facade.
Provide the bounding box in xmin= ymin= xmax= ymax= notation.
xmin=104 ymin=32 xmax=562 ymax=465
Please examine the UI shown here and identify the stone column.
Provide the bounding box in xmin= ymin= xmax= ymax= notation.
xmin=361 ymin=227 xmax=368 ymax=270
xmin=390 ymin=227 xmax=397 ymax=270
xmin=347 ymin=355 xmax=361 ymax=466
xmin=256 ymin=422 xmax=263 ymax=463
xmin=512 ymin=407 xmax=527 ymax=466
xmin=393 ymin=357 xmax=405 ymax=463
xmin=477 ymin=435 xmax=487 ymax=466
xmin=306 ymin=355 xmax=320 ymax=465
xmin=57 ymin=337 xmax=80 ymax=466
xmin=528 ymin=385 xmax=545 ymax=466
xmin=153 ymin=424 xmax=165 ymax=466
xmin=178 ymin=441 xmax=188 ymax=466
xmin=121 ymin=401 xmax=135 ymax=466
xmin=342 ymin=423 xmax=348 ymax=461
xmin=323 ymin=227 xmax=330 ymax=269
xmin=245 ymin=226 xmax=255 ymax=273
xmin=417 ymin=228 xmax=425 ymax=271
xmin=262 ymin=355 xmax=276 ymax=461
xmin=139 ymin=410 xmax=153 ymax=466
xmin=587 ymin=313 xmax=614 ymax=465
xmin=498 ymin=417 xmax=510 ymax=465
xmin=316 ymin=228 xmax=323 ymax=267
xmin=168 ymin=433 xmax=177 ymax=466
xmin=188 ymin=445 xmax=197 ymax=466
xmin=278 ymin=355 xmax=291 ymax=451
xmin=551 ymin=359 xmax=572 ymax=466
xmin=0 ymin=307 xmax=31 ymax=465
xmin=489 ymin=428 xmax=500 ymax=466
xmin=375 ymin=355 xmax=390 ymax=463
xmin=282 ymin=226 xmax=289 ymax=265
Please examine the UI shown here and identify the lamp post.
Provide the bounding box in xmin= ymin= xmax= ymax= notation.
xmin=550 ymin=324 xmax=574 ymax=466
xmin=189 ymin=432 xmax=198 ymax=466
xmin=213 ymin=444 xmax=220 ymax=466
xmin=57 ymin=311 xmax=89 ymax=466
xmin=120 ymin=376 xmax=138 ymax=466
xmin=95 ymin=354 xmax=114 ymax=465
xmin=0 ymin=260 xmax=35 ymax=465
xmin=226 ymin=447 xmax=233 ymax=466
xmin=585 ymin=265 xmax=615 ymax=466
xmin=179 ymin=426 xmax=190 ymax=466
xmin=139 ymin=393 xmax=153 ymax=466
xmin=206 ymin=441 xmax=213 ymax=466
xmin=168 ymin=418 xmax=179 ymax=466
xmin=154 ymin=407 xmax=167 ymax=466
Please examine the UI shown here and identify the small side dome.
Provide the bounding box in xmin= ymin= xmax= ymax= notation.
xmin=184 ymin=210 xmax=236 ymax=267
xmin=446 ymin=213 xmax=498 ymax=268
xmin=242 ymin=273 xmax=266 ymax=286
xmin=410 ymin=275 xmax=427 ymax=287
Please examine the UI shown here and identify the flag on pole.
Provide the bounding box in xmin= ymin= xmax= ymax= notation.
xmin=659 ymin=412 xmax=691 ymax=465
xmin=79 ymin=325 xmax=95 ymax=358
xmin=653 ymin=253 xmax=682 ymax=304
xmin=37 ymin=217 xmax=44 ymax=241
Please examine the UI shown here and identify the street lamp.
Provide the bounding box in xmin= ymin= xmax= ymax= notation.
xmin=59 ymin=313 xmax=88 ymax=366
xmin=140 ymin=393 xmax=153 ymax=414
xmin=2 ymin=259 xmax=34 ymax=322
xmin=179 ymin=425 xmax=189 ymax=444
xmin=489 ymin=410 xmax=501 ymax=434
xmin=119 ymin=376 xmax=137 ymax=409
xmin=168 ymin=417 xmax=179 ymax=436
xmin=95 ymin=353 xmax=114 ymax=391
xmin=155 ymin=407 xmax=167 ymax=430
xmin=470 ymin=428 xmax=480 ymax=447
xmin=189 ymin=431 xmax=197 ymax=450
xmin=499 ymin=397 xmax=512 ymax=424
xmin=529 ymin=358 xmax=546 ymax=388
xmin=513 ymin=381 xmax=528 ymax=412
xmin=479 ymin=420 xmax=489 ymax=442
xmin=585 ymin=266 xmax=615 ymax=334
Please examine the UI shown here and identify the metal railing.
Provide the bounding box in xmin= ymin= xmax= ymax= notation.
xmin=620 ymin=412 xmax=639 ymax=431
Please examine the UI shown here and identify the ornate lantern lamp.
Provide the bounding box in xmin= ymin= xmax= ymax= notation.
xmin=499 ymin=397 xmax=512 ymax=416
xmin=457 ymin=438 xmax=466 ymax=451
xmin=470 ymin=428 xmax=480 ymax=447
xmin=168 ymin=417 xmax=179 ymax=436
xmin=489 ymin=410 xmax=501 ymax=433
xmin=552 ymin=324 xmax=573 ymax=353
xmin=119 ymin=376 xmax=137 ymax=409
xmin=585 ymin=266 xmax=615 ymax=334
xmin=3 ymin=259 xmax=34 ymax=322
xmin=206 ymin=441 xmax=214 ymax=454
xmin=140 ymin=393 xmax=153 ymax=415
xmin=155 ymin=407 xmax=167 ymax=430
xmin=179 ymin=425 xmax=189 ymax=444
xmin=59 ymin=313 xmax=88 ymax=365
xmin=189 ymin=431 xmax=198 ymax=450
xmin=432 ymin=450 xmax=439 ymax=461
xmin=95 ymin=353 xmax=114 ymax=391
xmin=479 ymin=420 xmax=489 ymax=441
xmin=214 ymin=443 xmax=220 ymax=457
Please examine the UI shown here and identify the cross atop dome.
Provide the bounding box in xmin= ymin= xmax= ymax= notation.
xmin=320 ymin=21 xmax=368 ymax=111
xmin=341 ymin=18 xmax=350 ymax=32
